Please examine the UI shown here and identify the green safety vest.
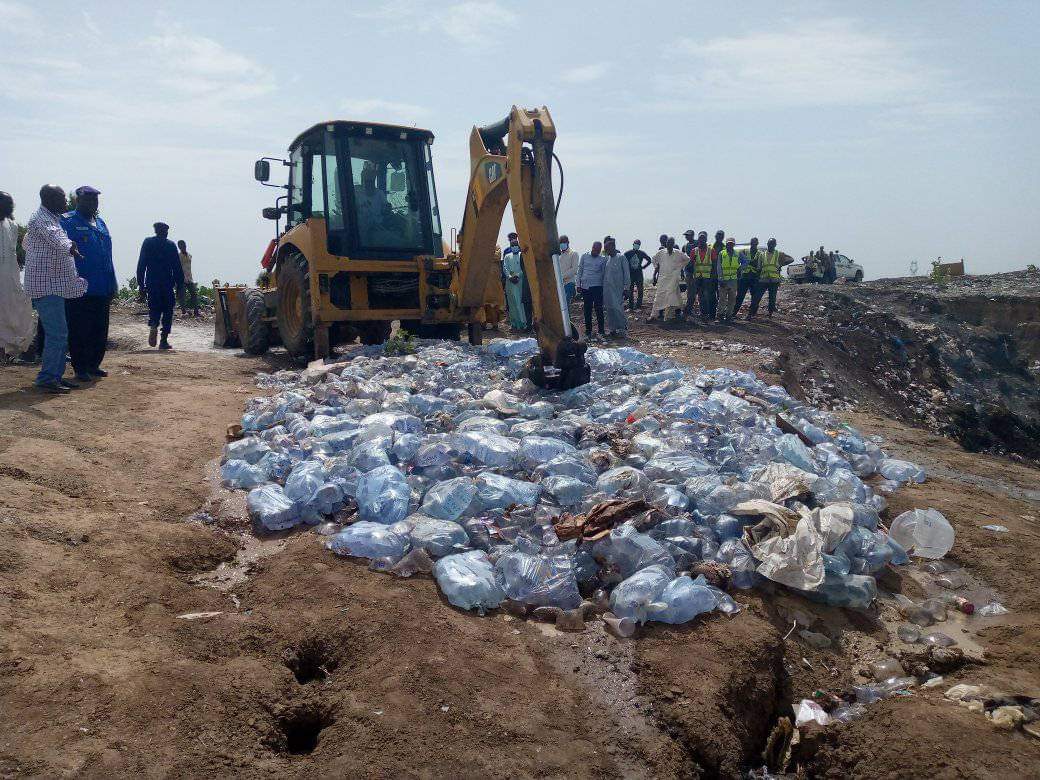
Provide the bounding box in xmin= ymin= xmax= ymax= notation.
xmin=761 ymin=250 xmax=782 ymax=280
xmin=742 ymin=249 xmax=764 ymax=277
xmin=691 ymin=246 xmax=713 ymax=279
xmin=719 ymin=249 xmax=740 ymax=281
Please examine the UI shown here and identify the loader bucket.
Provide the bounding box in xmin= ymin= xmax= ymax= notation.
xmin=214 ymin=286 xmax=247 ymax=348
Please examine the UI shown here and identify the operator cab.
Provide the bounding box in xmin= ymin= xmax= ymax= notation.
xmin=256 ymin=121 xmax=444 ymax=260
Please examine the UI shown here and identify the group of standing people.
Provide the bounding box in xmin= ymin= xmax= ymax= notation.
xmin=502 ymin=232 xmax=634 ymax=340
xmin=649 ymin=230 xmax=789 ymax=324
xmin=803 ymin=245 xmax=839 ymax=284
xmin=499 ymin=229 xmax=790 ymax=342
xmin=0 ymin=184 xmax=196 ymax=394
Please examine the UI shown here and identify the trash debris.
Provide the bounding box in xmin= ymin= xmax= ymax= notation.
xmin=176 ymin=611 xmax=224 ymax=620
xmin=226 ymin=341 xmax=944 ymax=635
xmin=981 ymin=524 xmax=1009 ymax=533
xmin=795 ymin=699 xmax=831 ymax=727
xmin=888 ymin=508 xmax=956 ymax=559
xmin=944 ymin=683 xmax=1040 ymax=735
xmin=977 ymin=601 xmax=1009 ymax=616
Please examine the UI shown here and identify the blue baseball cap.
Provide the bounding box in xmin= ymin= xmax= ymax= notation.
xmin=75 ymin=185 xmax=100 ymax=196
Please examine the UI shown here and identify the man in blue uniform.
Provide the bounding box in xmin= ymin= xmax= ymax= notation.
xmin=61 ymin=186 xmax=117 ymax=380
xmin=136 ymin=222 xmax=183 ymax=350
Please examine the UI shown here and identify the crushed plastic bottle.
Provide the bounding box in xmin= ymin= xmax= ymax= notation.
xmin=495 ymin=551 xmax=582 ymax=610
xmin=888 ymin=508 xmax=956 ymax=559
xmin=247 ymin=483 xmax=298 ymax=531
xmin=433 ymin=550 xmax=506 ymax=614
xmin=877 ymin=458 xmax=926 ymax=484
xmin=355 ymin=465 xmax=411 ymax=525
xmin=328 ymin=521 xmax=409 ymax=562
xmin=420 ymin=477 xmax=477 ymax=521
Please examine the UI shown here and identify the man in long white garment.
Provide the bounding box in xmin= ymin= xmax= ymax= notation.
xmin=648 ymin=236 xmax=685 ymax=322
xmin=0 ymin=192 xmax=36 ymax=360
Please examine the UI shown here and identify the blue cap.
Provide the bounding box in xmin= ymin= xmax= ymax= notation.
xmin=75 ymin=185 xmax=100 ymax=196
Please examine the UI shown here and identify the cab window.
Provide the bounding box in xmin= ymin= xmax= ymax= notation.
xmin=308 ymin=144 xmax=325 ymax=219
xmin=287 ymin=148 xmax=304 ymax=226
xmin=346 ymin=136 xmax=425 ymax=251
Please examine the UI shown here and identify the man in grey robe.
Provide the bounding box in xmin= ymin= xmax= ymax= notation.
xmin=601 ymin=236 xmax=630 ymax=338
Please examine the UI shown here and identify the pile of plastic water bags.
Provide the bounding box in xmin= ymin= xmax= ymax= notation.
xmin=221 ymin=338 xmax=948 ymax=626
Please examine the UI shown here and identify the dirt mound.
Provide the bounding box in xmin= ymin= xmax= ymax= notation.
xmin=778 ymin=271 xmax=1040 ymax=461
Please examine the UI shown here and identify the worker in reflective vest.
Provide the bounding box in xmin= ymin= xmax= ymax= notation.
xmin=750 ymin=237 xmax=784 ymax=317
xmin=685 ymin=231 xmax=716 ymax=322
xmin=716 ymin=237 xmax=740 ymax=322
xmin=735 ymin=236 xmax=762 ymax=317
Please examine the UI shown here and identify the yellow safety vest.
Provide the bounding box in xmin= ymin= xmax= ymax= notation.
xmin=691 ymin=247 xmax=713 ymax=279
xmin=719 ymin=249 xmax=739 ymax=281
xmin=742 ymin=249 xmax=764 ymax=277
xmin=761 ymin=250 xmax=782 ymax=281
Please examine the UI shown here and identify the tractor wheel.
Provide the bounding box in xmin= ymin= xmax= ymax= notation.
xmin=241 ymin=288 xmax=270 ymax=355
xmin=399 ymin=322 xmax=462 ymax=341
xmin=435 ymin=323 xmax=462 ymax=341
xmin=358 ymin=320 xmax=392 ymax=345
xmin=276 ymin=250 xmax=313 ymax=357
xmin=854 ymin=271 xmax=864 ymax=282
xmin=398 ymin=319 xmax=421 ymax=337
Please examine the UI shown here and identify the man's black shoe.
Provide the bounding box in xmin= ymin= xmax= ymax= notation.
xmin=36 ymin=381 xmax=70 ymax=394
xmin=91 ymin=368 xmax=109 ymax=378
xmin=59 ymin=378 xmax=81 ymax=389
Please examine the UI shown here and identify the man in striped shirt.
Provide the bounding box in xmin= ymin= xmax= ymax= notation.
xmin=22 ymin=185 xmax=88 ymax=393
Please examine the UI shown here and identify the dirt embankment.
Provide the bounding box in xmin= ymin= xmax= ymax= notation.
xmin=774 ymin=271 xmax=1040 ymax=460
xmin=0 ymin=285 xmax=1038 ymax=778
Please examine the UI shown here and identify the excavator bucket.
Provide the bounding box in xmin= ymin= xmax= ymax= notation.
xmin=213 ymin=286 xmax=246 ymax=348
xmin=476 ymin=106 xmax=592 ymax=391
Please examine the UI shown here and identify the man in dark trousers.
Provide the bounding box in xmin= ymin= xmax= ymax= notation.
xmin=734 ymin=236 xmax=762 ymax=316
xmin=623 ymin=238 xmax=651 ymax=311
xmin=61 ymin=186 xmax=116 ymax=380
xmin=137 ymin=222 xmax=183 ymax=350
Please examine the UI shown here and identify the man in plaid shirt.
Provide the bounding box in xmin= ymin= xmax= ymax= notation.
xmin=22 ymin=185 xmax=88 ymax=393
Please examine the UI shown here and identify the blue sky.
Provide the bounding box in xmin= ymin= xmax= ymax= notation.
xmin=1 ymin=0 xmax=1037 ymax=284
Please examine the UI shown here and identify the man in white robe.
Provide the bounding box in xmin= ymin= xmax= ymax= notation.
xmin=0 ymin=192 xmax=36 ymax=359
xmin=648 ymin=236 xmax=685 ymax=322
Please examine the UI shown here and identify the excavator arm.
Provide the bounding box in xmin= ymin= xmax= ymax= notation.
xmin=456 ymin=105 xmax=590 ymax=389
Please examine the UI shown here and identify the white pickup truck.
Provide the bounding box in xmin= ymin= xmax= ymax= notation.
xmin=787 ymin=253 xmax=864 ymax=283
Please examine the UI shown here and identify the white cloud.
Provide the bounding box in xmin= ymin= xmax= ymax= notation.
xmin=430 ymin=1 xmax=518 ymax=45
xmin=340 ymin=98 xmax=431 ymax=123
xmin=0 ymin=0 xmax=37 ymax=31
xmin=349 ymin=0 xmax=517 ymax=47
xmin=145 ymin=31 xmax=274 ymax=100
xmin=662 ymin=18 xmax=950 ymax=110
xmin=561 ymin=63 xmax=610 ymax=84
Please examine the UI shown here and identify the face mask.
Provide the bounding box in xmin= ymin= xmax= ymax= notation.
xmin=633 ymin=244 xmax=639 ymax=250
xmin=509 ymin=241 xmax=519 ymax=248
xmin=560 ymin=242 xmax=569 ymax=251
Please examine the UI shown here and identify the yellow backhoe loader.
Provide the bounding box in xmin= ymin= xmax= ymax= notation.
xmin=215 ymin=105 xmax=589 ymax=389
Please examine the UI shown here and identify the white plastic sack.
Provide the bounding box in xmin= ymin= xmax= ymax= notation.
xmin=753 ymin=512 xmax=825 ymax=591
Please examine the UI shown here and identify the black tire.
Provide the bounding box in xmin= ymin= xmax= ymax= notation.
xmin=358 ymin=320 xmax=392 ymax=345
xmin=854 ymin=271 xmax=863 ymax=282
xmin=397 ymin=321 xmax=461 ymax=341
xmin=241 ymin=288 xmax=270 ymax=355
xmin=276 ymin=250 xmax=313 ymax=357
xmin=434 ymin=323 xmax=462 ymax=341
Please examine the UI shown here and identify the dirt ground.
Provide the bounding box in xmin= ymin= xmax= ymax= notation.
xmin=1 ymin=301 xmax=1039 ymax=778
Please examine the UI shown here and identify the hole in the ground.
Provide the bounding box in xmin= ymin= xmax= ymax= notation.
xmin=275 ymin=704 xmax=335 ymax=756
xmin=283 ymin=637 xmax=341 ymax=684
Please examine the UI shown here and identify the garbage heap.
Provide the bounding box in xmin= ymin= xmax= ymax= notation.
xmin=221 ymin=339 xmax=954 ymax=630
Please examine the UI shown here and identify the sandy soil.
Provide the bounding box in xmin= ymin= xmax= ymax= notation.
xmin=1 ymin=302 xmax=1038 ymax=778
